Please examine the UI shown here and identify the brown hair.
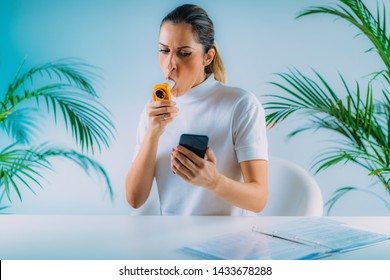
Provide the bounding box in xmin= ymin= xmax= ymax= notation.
xmin=161 ymin=4 xmax=227 ymax=83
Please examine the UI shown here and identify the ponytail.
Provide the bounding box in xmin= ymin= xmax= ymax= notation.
xmin=206 ymin=42 xmax=227 ymax=84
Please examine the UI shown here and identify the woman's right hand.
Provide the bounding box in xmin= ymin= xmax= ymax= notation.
xmin=147 ymin=100 xmax=179 ymax=137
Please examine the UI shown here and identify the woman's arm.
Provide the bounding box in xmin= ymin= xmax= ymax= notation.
xmin=171 ymin=146 xmax=268 ymax=212
xmin=125 ymin=130 xmax=160 ymax=208
xmin=215 ymin=160 xmax=268 ymax=212
xmin=126 ymin=100 xmax=178 ymax=208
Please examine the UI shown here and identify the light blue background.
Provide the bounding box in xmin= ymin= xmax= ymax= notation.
xmin=1 ymin=0 xmax=388 ymax=215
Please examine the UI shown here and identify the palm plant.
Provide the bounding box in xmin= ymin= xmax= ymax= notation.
xmin=0 ymin=58 xmax=116 ymax=210
xmin=265 ymin=0 xmax=390 ymax=214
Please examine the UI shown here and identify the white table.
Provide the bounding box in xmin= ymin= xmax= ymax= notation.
xmin=1 ymin=215 xmax=390 ymax=260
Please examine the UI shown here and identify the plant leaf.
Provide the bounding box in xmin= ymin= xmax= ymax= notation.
xmin=0 ymin=143 xmax=114 ymax=203
xmin=3 ymin=58 xmax=116 ymax=153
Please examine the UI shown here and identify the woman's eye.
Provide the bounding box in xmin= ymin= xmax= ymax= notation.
xmin=179 ymin=52 xmax=192 ymax=57
xmin=159 ymin=49 xmax=169 ymax=54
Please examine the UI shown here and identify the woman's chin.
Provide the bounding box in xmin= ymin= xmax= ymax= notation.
xmin=171 ymin=89 xmax=183 ymax=97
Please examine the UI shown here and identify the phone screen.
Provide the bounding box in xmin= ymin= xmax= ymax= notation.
xmin=179 ymin=134 xmax=209 ymax=158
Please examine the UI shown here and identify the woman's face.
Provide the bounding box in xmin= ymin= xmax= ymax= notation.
xmin=159 ymin=22 xmax=214 ymax=97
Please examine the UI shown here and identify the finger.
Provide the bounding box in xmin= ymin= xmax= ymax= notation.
xmin=176 ymin=145 xmax=203 ymax=165
xmin=206 ymin=147 xmax=217 ymax=164
xmin=171 ymin=156 xmax=193 ymax=180
xmin=149 ymin=100 xmax=176 ymax=108
xmin=148 ymin=106 xmax=179 ymax=117
xmin=172 ymin=148 xmax=198 ymax=172
xmin=150 ymin=111 xmax=179 ymax=120
xmin=171 ymin=164 xmax=190 ymax=183
xmin=161 ymin=112 xmax=179 ymax=122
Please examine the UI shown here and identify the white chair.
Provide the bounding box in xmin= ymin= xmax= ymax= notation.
xmin=259 ymin=157 xmax=323 ymax=216
xmin=131 ymin=157 xmax=324 ymax=216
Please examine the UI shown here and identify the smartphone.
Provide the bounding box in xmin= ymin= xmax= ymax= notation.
xmin=179 ymin=134 xmax=209 ymax=159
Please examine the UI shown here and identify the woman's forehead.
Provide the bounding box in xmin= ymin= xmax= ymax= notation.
xmin=159 ymin=22 xmax=198 ymax=47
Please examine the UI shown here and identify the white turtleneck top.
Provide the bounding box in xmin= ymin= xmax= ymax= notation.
xmin=133 ymin=74 xmax=268 ymax=215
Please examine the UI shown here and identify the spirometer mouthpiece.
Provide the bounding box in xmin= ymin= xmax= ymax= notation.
xmin=166 ymin=79 xmax=175 ymax=88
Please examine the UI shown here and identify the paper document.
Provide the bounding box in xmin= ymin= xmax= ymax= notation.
xmin=183 ymin=218 xmax=390 ymax=260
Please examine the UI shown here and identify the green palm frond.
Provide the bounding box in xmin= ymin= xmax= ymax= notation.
xmin=313 ymin=145 xmax=384 ymax=174
xmin=0 ymin=58 xmax=116 ymax=208
xmin=0 ymin=143 xmax=114 ymax=203
xmin=265 ymin=0 xmax=390 ymax=212
xmin=7 ymin=58 xmax=100 ymax=99
xmin=266 ymin=69 xmax=380 ymax=143
xmin=1 ymin=58 xmax=116 ymax=152
xmin=0 ymin=189 xmax=10 ymax=211
xmin=0 ymin=108 xmax=39 ymax=144
xmin=32 ymin=86 xmax=113 ymax=152
xmin=265 ymin=68 xmax=390 ymax=206
xmin=0 ymin=144 xmax=50 ymax=201
xmin=34 ymin=143 xmax=114 ymax=201
xmin=325 ymin=186 xmax=390 ymax=214
xmin=297 ymin=0 xmax=390 ymax=80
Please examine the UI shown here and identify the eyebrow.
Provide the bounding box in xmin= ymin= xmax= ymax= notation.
xmin=159 ymin=42 xmax=195 ymax=50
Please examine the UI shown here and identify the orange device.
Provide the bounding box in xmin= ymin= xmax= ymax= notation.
xmin=153 ymin=81 xmax=173 ymax=101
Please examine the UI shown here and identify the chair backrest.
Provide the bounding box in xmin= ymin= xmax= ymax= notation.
xmin=259 ymin=157 xmax=323 ymax=216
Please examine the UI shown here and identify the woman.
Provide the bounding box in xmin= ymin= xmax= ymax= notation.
xmin=126 ymin=4 xmax=268 ymax=215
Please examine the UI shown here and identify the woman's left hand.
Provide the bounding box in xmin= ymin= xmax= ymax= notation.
xmin=170 ymin=146 xmax=220 ymax=190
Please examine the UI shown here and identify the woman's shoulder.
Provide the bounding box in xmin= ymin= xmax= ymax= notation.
xmin=214 ymin=82 xmax=260 ymax=105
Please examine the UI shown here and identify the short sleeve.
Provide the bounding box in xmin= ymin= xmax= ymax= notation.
xmin=232 ymin=93 xmax=268 ymax=162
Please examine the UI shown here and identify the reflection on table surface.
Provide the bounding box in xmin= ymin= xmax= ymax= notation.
xmin=1 ymin=215 xmax=389 ymax=260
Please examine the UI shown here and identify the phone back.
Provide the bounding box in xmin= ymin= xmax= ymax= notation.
xmin=179 ymin=134 xmax=209 ymax=158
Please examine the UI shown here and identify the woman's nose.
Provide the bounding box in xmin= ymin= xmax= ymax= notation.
xmin=167 ymin=53 xmax=177 ymax=72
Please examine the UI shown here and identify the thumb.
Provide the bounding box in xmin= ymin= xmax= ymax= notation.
xmin=205 ymin=147 xmax=216 ymax=164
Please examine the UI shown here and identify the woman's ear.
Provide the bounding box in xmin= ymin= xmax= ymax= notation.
xmin=204 ymin=48 xmax=215 ymax=66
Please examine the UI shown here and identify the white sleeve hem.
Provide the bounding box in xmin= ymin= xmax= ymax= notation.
xmin=236 ymin=145 xmax=268 ymax=162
